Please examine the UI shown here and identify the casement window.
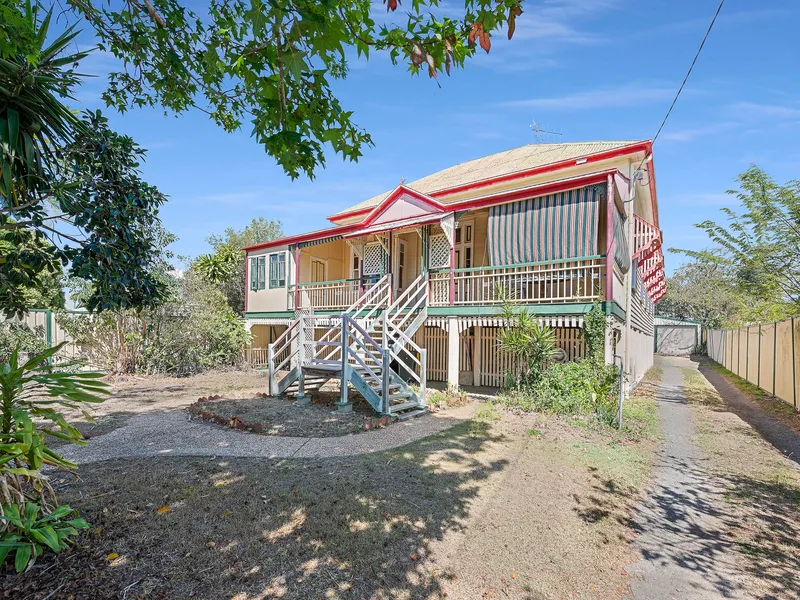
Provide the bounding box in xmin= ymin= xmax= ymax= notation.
xmin=250 ymin=256 xmax=266 ymax=290
xmin=269 ymin=253 xmax=286 ymax=289
xmin=249 ymin=253 xmax=285 ymax=290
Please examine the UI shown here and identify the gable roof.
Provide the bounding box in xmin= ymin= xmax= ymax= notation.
xmin=329 ymin=140 xmax=647 ymax=221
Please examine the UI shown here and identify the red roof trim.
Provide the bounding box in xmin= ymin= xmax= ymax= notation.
xmin=247 ymin=169 xmax=620 ymax=254
xmin=361 ymin=185 xmax=447 ymax=228
xmin=445 ymin=169 xmax=617 ymax=213
xmin=327 ymin=141 xmax=652 ymax=223
xmin=242 ymin=224 xmax=359 ymax=252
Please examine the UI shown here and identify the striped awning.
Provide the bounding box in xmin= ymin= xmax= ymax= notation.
xmin=488 ymin=184 xmax=602 ymax=266
xmin=299 ymin=235 xmax=342 ymax=248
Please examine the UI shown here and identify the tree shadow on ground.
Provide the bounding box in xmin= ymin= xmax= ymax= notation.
xmin=2 ymin=421 xmax=507 ymax=600
xmin=695 ymin=359 xmax=800 ymax=467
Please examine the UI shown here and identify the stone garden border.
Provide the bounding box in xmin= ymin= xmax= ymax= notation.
xmin=186 ymin=394 xmax=396 ymax=434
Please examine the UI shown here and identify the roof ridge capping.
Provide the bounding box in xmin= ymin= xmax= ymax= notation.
xmin=327 ymin=139 xmax=651 ymax=222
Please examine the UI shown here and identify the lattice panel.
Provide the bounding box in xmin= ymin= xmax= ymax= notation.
xmin=429 ymin=234 xmax=450 ymax=269
xmin=295 ymin=309 xmax=314 ymax=366
xmin=363 ymin=242 xmax=386 ymax=275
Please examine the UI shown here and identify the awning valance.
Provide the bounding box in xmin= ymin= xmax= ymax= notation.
xmin=487 ymin=184 xmax=603 ymax=266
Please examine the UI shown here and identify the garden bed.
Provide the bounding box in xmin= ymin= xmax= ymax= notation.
xmin=187 ymin=389 xmax=391 ymax=437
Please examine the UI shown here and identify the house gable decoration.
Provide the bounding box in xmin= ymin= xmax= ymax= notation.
xmin=362 ymin=185 xmax=447 ymax=227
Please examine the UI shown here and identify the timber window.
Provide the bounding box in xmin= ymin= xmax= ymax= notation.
xmin=268 ymin=253 xmax=286 ymax=289
xmin=311 ymin=259 xmax=326 ymax=282
xmin=250 ymin=255 xmax=266 ymax=290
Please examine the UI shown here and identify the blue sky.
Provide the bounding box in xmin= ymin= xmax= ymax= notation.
xmin=69 ymin=0 xmax=800 ymax=274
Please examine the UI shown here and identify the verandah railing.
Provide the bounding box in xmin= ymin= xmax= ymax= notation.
xmin=429 ymin=256 xmax=606 ymax=306
xmin=288 ymin=278 xmax=363 ymax=310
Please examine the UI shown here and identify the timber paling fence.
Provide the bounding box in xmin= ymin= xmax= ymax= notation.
xmin=707 ymin=316 xmax=800 ymax=410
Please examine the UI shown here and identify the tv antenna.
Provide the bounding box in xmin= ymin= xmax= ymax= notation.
xmin=530 ymin=118 xmax=563 ymax=143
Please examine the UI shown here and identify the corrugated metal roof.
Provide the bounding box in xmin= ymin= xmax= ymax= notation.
xmin=332 ymin=140 xmax=643 ymax=217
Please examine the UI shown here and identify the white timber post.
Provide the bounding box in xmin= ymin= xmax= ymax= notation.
xmin=267 ymin=344 xmax=276 ymax=396
xmin=447 ymin=316 xmax=460 ymax=390
xmin=337 ymin=315 xmax=351 ymax=411
xmin=473 ymin=325 xmax=482 ymax=387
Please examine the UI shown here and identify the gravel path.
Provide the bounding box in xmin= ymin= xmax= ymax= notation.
xmin=59 ymin=406 xmax=472 ymax=464
xmin=626 ymin=356 xmax=748 ymax=599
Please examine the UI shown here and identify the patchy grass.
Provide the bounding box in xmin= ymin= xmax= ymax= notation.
xmin=703 ymin=360 xmax=800 ymax=431
xmin=425 ymin=387 xmax=470 ymax=411
xmin=3 ymin=393 xmax=661 ymax=600
xmin=682 ymin=365 xmax=800 ymax=599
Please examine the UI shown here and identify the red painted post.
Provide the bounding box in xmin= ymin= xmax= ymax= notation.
xmin=244 ymin=253 xmax=249 ymax=313
xmin=358 ymin=244 xmax=365 ymax=305
xmin=388 ymin=230 xmax=394 ymax=304
xmin=605 ymin=174 xmax=616 ymax=302
xmin=449 ymin=243 xmax=456 ymax=306
xmin=294 ymin=244 xmax=301 ymax=309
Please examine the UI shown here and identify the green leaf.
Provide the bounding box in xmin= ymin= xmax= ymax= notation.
xmin=14 ymin=543 xmax=32 ymax=573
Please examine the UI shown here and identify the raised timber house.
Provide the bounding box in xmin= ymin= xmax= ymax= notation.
xmin=243 ymin=141 xmax=665 ymax=417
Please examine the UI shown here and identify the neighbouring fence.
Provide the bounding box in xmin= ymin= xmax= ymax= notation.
xmin=707 ymin=317 xmax=800 ymax=410
xmin=1 ymin=309 xmax=85 ymax=361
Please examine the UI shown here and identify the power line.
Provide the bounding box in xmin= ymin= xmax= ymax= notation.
xmin=639 ymin=0 xmax=726 ymax=169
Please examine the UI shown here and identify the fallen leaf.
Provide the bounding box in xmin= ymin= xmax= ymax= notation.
xmin=511 ymin=573 xmax=518 ymax=579
xmin=156 ymin=505 xmax=171 ymax=514
xmin=106 ymin=553 xmax=119 ymax=560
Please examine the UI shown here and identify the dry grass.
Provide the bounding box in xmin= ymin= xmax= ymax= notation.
xmin=682 ymin=366 xmax=800 ymax=599
xmin=2 ymin=388 xmax=662 ymax=600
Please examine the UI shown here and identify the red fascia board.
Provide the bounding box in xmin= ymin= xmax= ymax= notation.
xmin=327 ymin=140 xmax=652 ymax=223
xmin=361 ymin=185 xmax=446 ymax=228
xmin=255 ymin=168 xmax=618 ymax=254
xmin=242 ymin=224 xmax=360 ymax=253
xmin=445 ymin=170 xmax=617 ymax=213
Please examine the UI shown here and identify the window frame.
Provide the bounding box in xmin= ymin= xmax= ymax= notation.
xmin=268 ymin=252 xmax=286 ymax=289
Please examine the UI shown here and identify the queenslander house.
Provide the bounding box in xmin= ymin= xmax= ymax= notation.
xmin=243 ymin=141 xmax=665 ymax=417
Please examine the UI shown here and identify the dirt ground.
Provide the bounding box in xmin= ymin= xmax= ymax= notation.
xmin=682 ymin=360 xmax=800 ymax=599
xmin=48 ymin=370 xmax=275 ymax=445
xmin=2 ymin=371 xmax=662 ymax=599
xmin=196 ymin=391 xmax=378 ymax=438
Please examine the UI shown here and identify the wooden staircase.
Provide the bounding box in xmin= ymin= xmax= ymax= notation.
xmin=266 ymin=273 xmax=429 ymax=418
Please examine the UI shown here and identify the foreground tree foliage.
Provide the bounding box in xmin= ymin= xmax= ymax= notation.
xmin=1 ymin=4 xmax=171 ymax=316
xmin=63 ymin=0 xmax=524 ymax=179
xmin=666 ymin=166 xmax=799 ymax=327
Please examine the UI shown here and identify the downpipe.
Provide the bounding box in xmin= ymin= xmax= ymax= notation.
xmin=614 ymin=352 xmax=625 ymax=429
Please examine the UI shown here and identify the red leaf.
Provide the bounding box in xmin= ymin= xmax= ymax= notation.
xmin=386 ymin=0 xmax=398 ymax=12
xmin=480 ymin=31 xmax=491 ymax=53
xmin=468 ymin=23 xmax=481 ymax=46
xmin=508 ymin=6 xmax=523 ymax=40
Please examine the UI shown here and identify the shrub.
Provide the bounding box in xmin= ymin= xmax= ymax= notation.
xmin=57 ymin=271 xmax=251 ymax=376
xmin=499 ymin=359 xmax=620 ymax=426
xmin=0 ymin=344 xmax=108 ymax=571
xmin=0 ymin=321 xmax=48 ymax=363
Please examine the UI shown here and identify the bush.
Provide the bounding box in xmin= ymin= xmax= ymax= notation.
xmin=57 ymin=271 xmax=251 ymax=376
xmin=0 ymin=321 xmax=48 ymax=363
xmin=0 ymin=345 xmax=108 ymax=571
xmin=498 ymin=359 xmax=620 ymax=425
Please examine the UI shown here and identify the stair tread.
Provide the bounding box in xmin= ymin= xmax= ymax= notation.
xmin=388 ymin=400 xmax=423 ymax=413
xmin=394 ymin=408 xmax=428 ymax=420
